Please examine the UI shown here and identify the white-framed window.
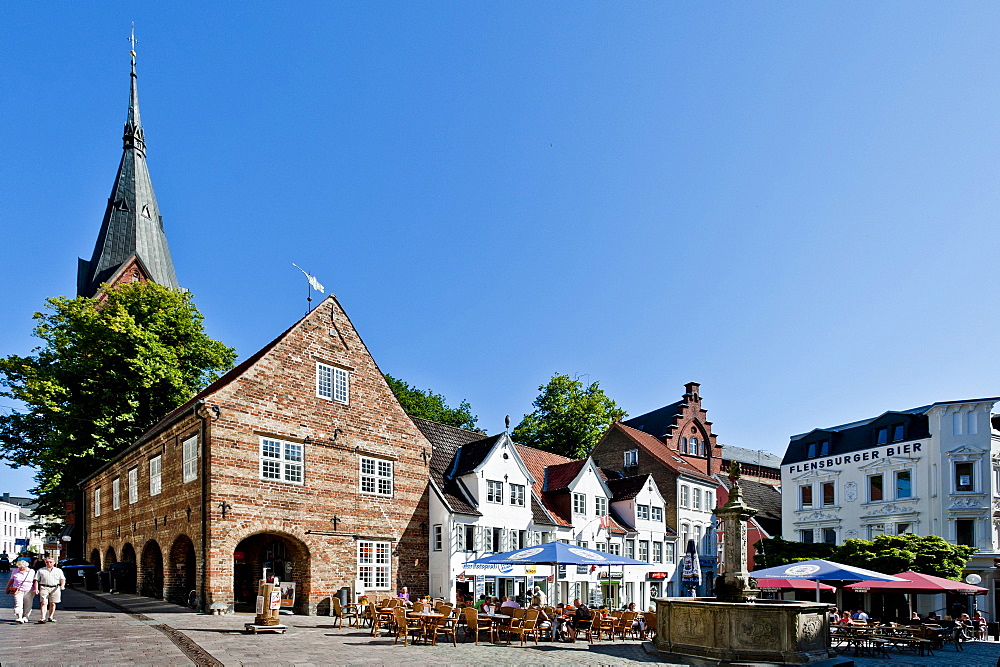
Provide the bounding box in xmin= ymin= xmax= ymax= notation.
xmin=490 ymin=527 xmax=502 ymax=552
xmin=624 ymin=449 xmax=638 ymax=466
xmin=867 ymin=524 xmax=885 ymax=539
xmin=358 ymin=540 xmax=391 ymax=590
xmin=128 ymin=467 xmax=138 ymax=504
xmin=705 ymin=491 xmax=713 ymax=509
xmin=680 ymin=485 xmax=690 ymax=507
xmin=432 ymin=525 xmax=442 ymax=551
xmin=182 ymin=435 xmax=198 ymax=483
xmin=149 ymin=455 xmax=162 ymax=496
xmin=112 ymin=477 xmax=120 ymax=510
xmin=608 ymin=542 xmax=621 ymax=556
xmin=665 ymin=541 xmax=676 ymax=563
xmin=509 ymin=483 xmax=525 ymax=507
xmin=360 ymin=456 xmax=392 ymax=496
xmin=955 ymin=462 xmax=975 ymax=492
xmin=690 ymin=438 xmax=699 ymax=456
xmin=652 ymin=541 xmax=662 ymax=563
xmin=595 ymin=496 xmax=607 ymax=516
xmin=261 ymin=438 xmax=304 ymax=485
xmin=463 ymin=524 xmax=475 ymax=551
xmin=637 ymin=504 xmax=650 ymax=521
xmin=693 ymin=488 xmax=702 ymax=510
xmin=638 ymin=540 xmax=649 ymax=562
xmin=572 ymin=493 xmax=586 ymax=515
xmin=93 ymin=487 xmax=101 ymax=517
xmin=800 ymin=529 xmax=814 ymax=543
xmin=822 ymin=481 xmax=836 ymax=507
xmin=651 ymin=506 xmax=663 ymax=523
xmin=626 ymin=540 xmax=635 ymax=559
xmin=800 ymin=483 xmax=813 ymax=508
xmin=487 ymin=480 xmax=503 ymax=504
xmin=895 ymin=470 xmax=912 ymax=499
xmin=316 ymin=362 xmax=349 ymax=404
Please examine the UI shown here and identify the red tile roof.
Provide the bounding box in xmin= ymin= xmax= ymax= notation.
xmin=514 ymin=444 xmax=573 ymax=527
xmin=543 ymin=459 xmax=588 ymax=492
xmin=614 ymin=423 xmax=716 ymax=482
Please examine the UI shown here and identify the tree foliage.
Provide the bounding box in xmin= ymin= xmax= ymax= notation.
xmin=513 ymin=373 xmax=627 ymax=459
xmin=384 ymin=374 xmax=478 ymax=429
xmin=753 ymin=534 xmax=975 ymax=579
xmin=0 ymin=282 xmax=236 ymax=515
xmin=752 ymin=536 xmax=837 ymax=570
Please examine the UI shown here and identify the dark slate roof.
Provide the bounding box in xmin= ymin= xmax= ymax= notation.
xmin=605 ymin=475 xmax=648 ymax=502
xmin=622 ymin=400 xmax=683 ymax=438
xmin=780 ymin=398 xmax=1000 ymax=466
xmin=412 ymin=417 xmax=490 ymax=516
xmin=79 ymin=54 xmax=178 ymax=297
xmin=719 ymin=445 xmax=782 ymax=469
xmin=451 ymin=434 xmax=503 ymax=476
xmin=716 ymin=474 xmax=782 ymax=537
xmin=530 ymin=494 xmax=559 ymax=526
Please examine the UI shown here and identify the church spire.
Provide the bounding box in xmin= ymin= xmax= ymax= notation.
xmin=77 ymin=28 xmax=180 ymax=298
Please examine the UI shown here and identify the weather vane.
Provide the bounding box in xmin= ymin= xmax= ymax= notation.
xmin=129 ymin=22 xmax=138 ymax=66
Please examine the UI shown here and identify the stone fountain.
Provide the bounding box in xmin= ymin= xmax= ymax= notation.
xmin=647 ymin=462 xmax=835 ymax=664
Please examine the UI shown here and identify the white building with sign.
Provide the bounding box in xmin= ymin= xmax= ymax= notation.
xmin=781 ymin=397 xmax=1000 ymax=617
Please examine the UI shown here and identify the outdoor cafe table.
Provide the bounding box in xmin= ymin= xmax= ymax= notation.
xmin=483 ymin=613 xmax=514 ymax=644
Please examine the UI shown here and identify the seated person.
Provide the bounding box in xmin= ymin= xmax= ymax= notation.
xmin=909 ymin=611 xmax=922 ymax=622
xmin=837 ymin=611 xmax=851 ymax=625
xmin=499 ymin=595 xmax=520 ymax=610
xmin=566 ymin=598 xmax=592 ymax=642
xmin=397 ymin=586 xmax=410 ymax=601
xmin=481 ymin=598 xmax=497 ymax=615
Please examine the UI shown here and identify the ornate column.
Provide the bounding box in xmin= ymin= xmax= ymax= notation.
xmin=712 ymin=462 xmax=760 ymax=603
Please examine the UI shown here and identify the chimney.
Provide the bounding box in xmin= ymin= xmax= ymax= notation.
xmin=684 ymin=382 xmax=701 ymax=402
xmin=2 ymin=493 xmax=8 ymax=504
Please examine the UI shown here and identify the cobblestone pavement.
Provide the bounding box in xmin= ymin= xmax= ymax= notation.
xmin=0 ymin=587 xmax=192 ymax=666
xmin=3 ymin=586 xmax=999 ymax=665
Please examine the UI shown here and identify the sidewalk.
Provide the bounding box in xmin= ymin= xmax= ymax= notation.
xmin=6 ymin=587 xmax=998 ymax=666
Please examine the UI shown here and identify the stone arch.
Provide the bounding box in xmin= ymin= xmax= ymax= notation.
xmin=166 ymin=534 xmax=197 ymax=606
xmin=89 ymin=548 xmax=101 ymax=569
xmin=230 ymin=529 xmax=311 ymax=615
xmin=139 ymin=539 xmax=164 ymax=599
xmin=118 ymin=542 xmax=137 ymax=593
xmin=104 ymin=545 xmax=118 ymax=566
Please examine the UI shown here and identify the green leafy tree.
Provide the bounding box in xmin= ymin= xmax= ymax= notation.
xmin=837 ymin=534 xmax=974 ymax=580
xmin=0 ymin=282 xmax=236 ymax=515
xmin=384 ymin=374 xmax=478 ymax=429
xmin=753 ymin=534 xmax=975 ymax=580
xmin=752 ymin=536 xmax=837 ymax=569
xmin=513 ymin=373 xmax=627 ymax=459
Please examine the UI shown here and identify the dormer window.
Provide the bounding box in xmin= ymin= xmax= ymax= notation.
xmin=819 ymin=440 xmax=830 ymax=456
xmin=807 ymin=442 xmax=817 ymax=458
xmin=624 ymin=449 xmax=638 ymax=467
xmin=876 ymin=427 xmax=888 ymax=445
xmin=690 ymin=438 xmax=699 ymax=456
xmin=891 ymin=424 xmax=904 ymax=442
xmin=680 ymin=437 xmax=688 ymax=453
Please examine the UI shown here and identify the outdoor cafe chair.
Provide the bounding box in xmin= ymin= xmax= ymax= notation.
xmin=412 ymin=600 xmax=427 ymax=613
xmin=392 ymin=608 xmax=426 ymax=646
xmin=615 ymin=611 xmax=639 ymax=641
xmin=642 ymin=612 xmax=657 ymax=640
xmin=574 ymin=617 xmax=596 ymax=643
xmin=372 ymin=604 xmax=395 ymax=637
xmin=331 ymin=597 xmax=358 ymax=628
xmin=426 ymin=611 xmax=457 ymax=646
xmin=508 ymin=608 xmax=541 ymax=646
xmin=462 ymin=607 xmax=494 ymax=645
xmin=595 ymin=612 xmax=616 ymax=641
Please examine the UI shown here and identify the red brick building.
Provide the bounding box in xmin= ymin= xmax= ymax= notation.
xmin=80 ymin=296 xmax=430 ymax=614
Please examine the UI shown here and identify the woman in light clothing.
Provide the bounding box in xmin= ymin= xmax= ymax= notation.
xmin=7 ymin=559 xmax=36 ymax=623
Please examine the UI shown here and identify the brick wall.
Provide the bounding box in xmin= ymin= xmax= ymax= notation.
xmin=591 ymin=428 xmax=681 ymax=527
xmin=82 ymin=296 xmax=430 ymax=614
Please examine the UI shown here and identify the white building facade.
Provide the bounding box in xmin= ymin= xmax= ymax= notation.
xmin=0 ymin=495 xmax=48 ymax=557
xmin=781 ymin=398 xmax=1000 ymax=617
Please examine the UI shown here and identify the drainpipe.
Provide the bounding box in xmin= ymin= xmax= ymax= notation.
xmin=194 ymin=400 xmax=210 ymax=612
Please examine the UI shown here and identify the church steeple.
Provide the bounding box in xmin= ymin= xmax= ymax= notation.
xmin=77 ymin=32 xmax=179 ymax=298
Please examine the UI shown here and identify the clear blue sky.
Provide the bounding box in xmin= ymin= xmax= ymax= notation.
xmin=3 ymin=3 xmax=1000 ymax=496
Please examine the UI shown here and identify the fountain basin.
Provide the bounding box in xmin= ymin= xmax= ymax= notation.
xmin=650 ymin=597 xmax=833 ymax=664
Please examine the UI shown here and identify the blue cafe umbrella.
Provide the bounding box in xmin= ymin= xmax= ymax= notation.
xmin=751 ymin=558 xmax=906 ymax=602
xmin=466 ymin=542 xmax=649 ymax=603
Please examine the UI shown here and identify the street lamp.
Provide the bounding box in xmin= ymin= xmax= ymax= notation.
xmin=965 ymin=573 xmax=982 ymax=615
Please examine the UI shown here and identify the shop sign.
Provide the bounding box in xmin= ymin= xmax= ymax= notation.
xmin=475 ymin=574 xmax=485 ymax=598
xmin=647 ymin=572 xmax=669 ymax=580
xmin=269 ymin=590 xmax=281 ymax=610
xmin=598 ymin=570 xmax=623 ymax=579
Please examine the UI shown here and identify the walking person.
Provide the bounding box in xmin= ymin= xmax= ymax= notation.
xmin=34 ymin=557 xmax=66 ymax=623
xmin=6 ymin=559 xmax=36 ymax=623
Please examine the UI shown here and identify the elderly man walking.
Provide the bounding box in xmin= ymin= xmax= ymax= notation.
xmin=34 ymin=557 xmax=66 ymax=623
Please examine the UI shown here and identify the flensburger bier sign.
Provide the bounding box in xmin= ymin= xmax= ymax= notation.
xmin=786 ymin=442 xmax=923 ymax=475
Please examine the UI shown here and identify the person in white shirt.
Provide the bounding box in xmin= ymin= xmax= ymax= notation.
xmin=33 ymin=558 xmax=66 ymax=623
